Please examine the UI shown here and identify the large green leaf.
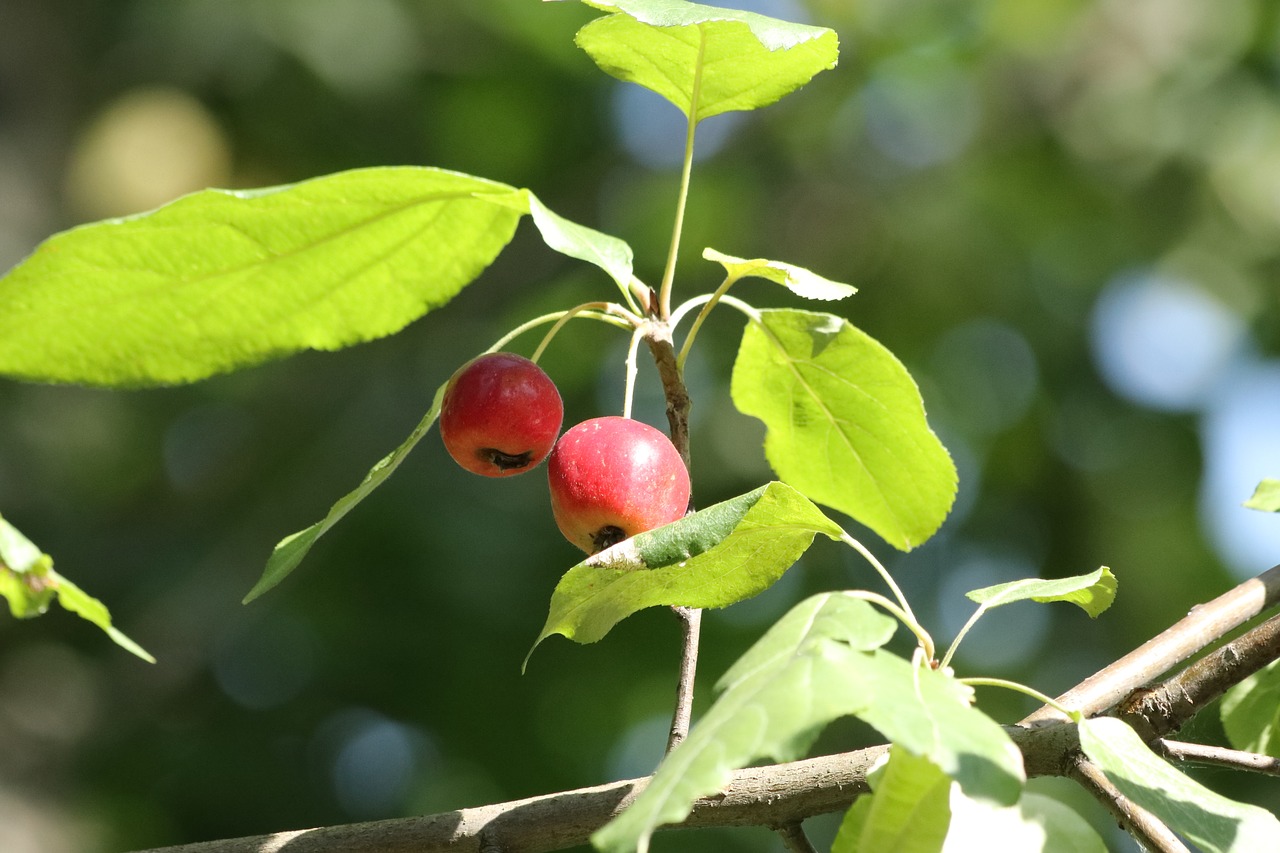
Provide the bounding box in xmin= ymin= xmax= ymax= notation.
xmin=944 ymin=790 xmax=1108 ymax=853
xmin=1079 ymin=717 xmax=1280 ymax=853
xmin=1221 ymin=658 xmax=1280 ymax=756
xmin=731 ymin=309 xmax=957 ymax=551
xmin=832 ymin=748 xmax=951 ymax=853
xmin=593 ymin=592 xmax=1024 ymax=853
xmin=0 ymin=166 xmax=525 ymax=386
xmin=526 ymin=482 xmax=842 ymax=663
xmin=593 ymin=593 xmax=895 ymax=853
xmin=488 ymin=188 xmax=635 ymax=292
xmin=574 ymin=0 xmax=838 ymax=123
xmin=0 ymin=515 xmax=154 ymax=662
xmin=833 ymin=752 xmax=1107 ymax=853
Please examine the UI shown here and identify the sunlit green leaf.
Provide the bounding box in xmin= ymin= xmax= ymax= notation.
xmin=245 ymin=382 xmax=448 ymax=603
xmin=1079 ymin=717 xmax=1280 ymax=852
xmin=0 ymin=515 xmax=153 ymax=662
xmin=832 ymin=748 xmax=951 ymax=853
xmin=1221 ymin=658 xmax=1280 ymax=756
xmin=731 ymin=309 xmax=957 ymax=551
xmin=703 ymin=247 xmax=855 ymax=301
xmin=487 ymin=188 xmax=635 ymax=291
xmin=574 ymin=0 xmax=838 ymax=123
xmin=53 ymin=573 xmax=156 ymax=663
xmin=526 ymin=482 xmax=843 ymax=663
xmin=944 ymin=790 xmax=1108 ymax=853
xmin=593 ymin=592 xmax=1023 ymax=853
xmin=965 ymin=567 xmax=1117 ymax=618
xmin=1244 ymin=479 xmax=1280 ymax=512
xmin=0 ymin=167 xmax=523 ymax=386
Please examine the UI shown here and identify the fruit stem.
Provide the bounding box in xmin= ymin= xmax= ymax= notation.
xmin=674 ymin=273 xmax=738 ymax=371
xmin=960 ymin=677 xmax=1081 ymax=720
xmin=938 ymin=602 xmax=989 ymax=672
xmin=621 ymin=324 xmax=645 ymax=419
xmin=529 ymin=301 xmax=641 ymax=363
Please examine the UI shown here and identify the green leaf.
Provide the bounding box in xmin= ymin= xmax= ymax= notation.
xmin=486 ymin=188 xmax=635 ymax=292
xmin=244 ymin=381 xmax=448 ymax=603
xmin=592 ymin=593 xmax=895 ymax=853
xmin=0 ymin=515 xmax=59 ymax=618
xmin=1244 ymin=478 xmax=1280 ymax=512
xmin=0 ymin=515 xmax=154 ymax=662
xmin=574 ymin=0 xmax=838 ymax=123
xmin=0 ymin=166 xmax=523 ymax=386
xmin=526 ymin=482 xmax=843 ymax=663
xmin=832 ymin=748 xmax=951 ymax=853
xmin=593 ymin=592 xmax=1024 ymax=853
xmin=965 ymin=567 xmax=1117 ymax=619
xmin=53 ymin=572 xmax=156 ymax=663
xmin=731 ymin=308 xmax=957 ymax=551
xmin=703 ymin=247 xmax=856 ymax=301
xmin=1221 ymin=658 xmax=1280 ymax=756
xmin=527 ymin=193 xmax=635 ymax=291
xmin=1079 ymin=716 xmax=1280 ymax=852
xmin=945 ymin=791 xmax=1109 ymax=853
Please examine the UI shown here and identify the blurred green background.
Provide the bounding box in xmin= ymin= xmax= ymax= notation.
xmin=1 ymin=0 xmax=1279 ymax=851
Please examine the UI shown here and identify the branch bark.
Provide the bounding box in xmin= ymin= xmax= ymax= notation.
xmin=644 ymin=318 xmax=700 ymax=752
xmin=1117 ymin=610 xmax=1280 ymax=741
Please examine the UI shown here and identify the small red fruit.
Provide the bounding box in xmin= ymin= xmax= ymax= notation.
xmin=440 ymin=353 xmax=563 ymax=477
xmin=547 ymin=416 xmax=691 ymax=553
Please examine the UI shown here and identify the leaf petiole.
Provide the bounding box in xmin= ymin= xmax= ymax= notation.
xmin=657 ymin=35 xmax=707 ymax=319
xmin=939 ymin=603 xmax=989 ymax=672
xmin=527 ymin=302 xmax=640 ymax=363
xmin=674 ymin=274 xmax=739 ymax=371
xmin=961 ymin=677 xmax=1082 ymax=721
xmin=838 ymin=589 xmax=935 ymax=664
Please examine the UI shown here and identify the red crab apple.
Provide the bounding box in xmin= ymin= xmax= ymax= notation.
xmin=439 ymin=352 xmax=563 ymax=477
xmin=547 ymin=416 xmax=691 ymax=553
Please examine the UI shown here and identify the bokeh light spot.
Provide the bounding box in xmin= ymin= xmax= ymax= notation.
xmin=1199 ymin=359 xmax=1280 ymax=580
xmin=1090 ymin=271 xmax=1245 ymax=412
xmin=64 ymin=87 xmax=231 ymax=219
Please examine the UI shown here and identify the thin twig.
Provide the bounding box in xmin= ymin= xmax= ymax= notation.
xmin=1156 ymin=739 xmax=1280 ymax=776
xmin=1069 ymin=755 xmax=1191 ymax=853
xmin=667 ymin=604 xmax=703 ymax=753
xmin=774 ymin=821 xmax=819 ymax=853
xmin=1022 ymin=563 xmax=1280 ymax=726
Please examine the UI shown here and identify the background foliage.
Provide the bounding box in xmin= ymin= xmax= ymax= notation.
xmin=1 ymin=0 xmax=1278 ymax=850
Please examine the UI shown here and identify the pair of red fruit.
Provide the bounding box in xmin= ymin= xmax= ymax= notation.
xmin=439 ymin=352 xmax=691 ymax=554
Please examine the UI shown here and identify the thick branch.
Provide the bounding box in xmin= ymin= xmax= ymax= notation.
xmin=1022 ymin=563 xmax=1280 ymax=726
xmin=127 ymin=722 xmax=1109 ymax=853
xmin=1117 ymin=611 xmax=1280 ymax=741
xmin=128 ymin=574 xmax=1280 ymax=853
xmin=128 ymin=748 xmax=884 ymax=853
